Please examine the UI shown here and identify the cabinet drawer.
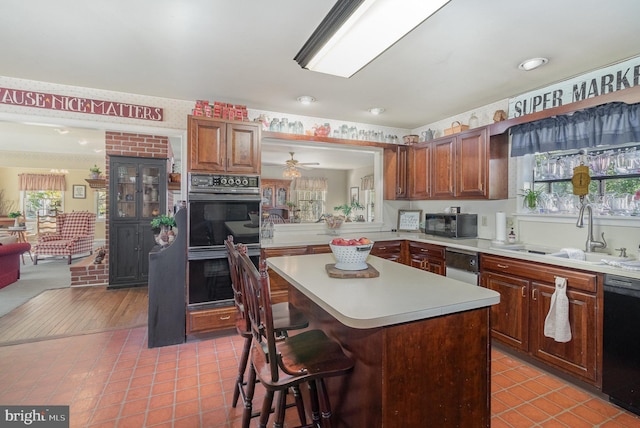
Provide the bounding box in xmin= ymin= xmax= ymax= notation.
xmin=187 ymin=306 xmax=237 ymax=333
xmin=481 ymin=254 xmax=597 ymax=293
xmin=408 ymin=242 xmax=445 ymax=260
xmin=371 ymin=240 xmax=405 ymax=262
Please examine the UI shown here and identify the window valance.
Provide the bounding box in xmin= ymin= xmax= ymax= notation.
xmin=360 ymin=174 xmax=375 ymax=191
xmin=18 ymin=173 xmax=67 ymax=191
xmin=291 ymin=177 xmax=328 ymax=191
xmin=510 ymin=102 xmax=640 ymax=156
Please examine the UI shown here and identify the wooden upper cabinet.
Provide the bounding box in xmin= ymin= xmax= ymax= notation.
xmin=187 ymin=116 xmax=260 ymax=173
xmin=431 ymin=137 xmax=456 ymax=199
xmin=384 ymin=145 xmax=408 ymax=200
xmin=409 ymin=141 xmax=431 ymax=199
xmin=188 ymin=118 xmax=224 ymax=172
xmin=405 ymin=126 xmax=507 ymax=201
xmin=226 ymin=122 xmax=261 ymax=173
xmin=456 ymin=128 xmax=488 ymax=198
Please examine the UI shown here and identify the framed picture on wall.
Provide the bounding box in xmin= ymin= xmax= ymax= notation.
xmin=73 ymin=184 xmax=86 ymax=199
xmin=397 ymin=209 xmax=422 ymax=232
xmin=350 ymin=187 xmax=359 ymax=204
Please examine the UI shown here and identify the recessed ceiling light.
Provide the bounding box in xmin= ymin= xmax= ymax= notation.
xmin=368 ymin=107 xmax=385 ymax=115
xmin=54 ymin=128 xmax=69 ymax=135
xmin=518 ymin=57 xmax=548 ymax=71
xmin=297 ymin=95 xmax=316 ymax=105
xmin=78 ymin=140 xmax=88 ymax=145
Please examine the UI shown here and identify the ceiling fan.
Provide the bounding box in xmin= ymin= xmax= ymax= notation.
xmin=265 ymin=152 xmax=320 ymax=170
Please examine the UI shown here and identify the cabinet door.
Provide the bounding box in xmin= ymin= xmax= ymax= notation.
xmin=456 ymin=129 xmax=488 ymax=198
xmin=140 ymin=162 xmax=164 ymax=219
xmin=530 ymin=282 xmax=597 ymax=383
xmin=261 ymin=184 xmax=274 ymax=208
xmin=188 ymin=118 xmax=225 ymax=172
xmin=274 ymin=182 xmax=290 ymax=208
xmin=410 ymin=142 xmax=431 ymax=199
xmin=483 ymin=271 xmax=530 ymax=351
xmin=383 ymin=146 xmax=408 ymax=199
xmin=408 ymin=242 xmax=445 ymax=275
xmin=109 ymin=222 xmax=140 ymax=285
xmin=431 ymin=137 xmax=456 ymax=199
xmin=112 ymin=161 xmax=138 ymax=219
xmin=226 ymin=122 xmax=260 ymax=173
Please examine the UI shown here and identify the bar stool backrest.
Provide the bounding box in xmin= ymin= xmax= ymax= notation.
xmin=238 ymin=253 xmax=280 ymax=382
xmin=224 ymin=236 xmax=250 ymax=333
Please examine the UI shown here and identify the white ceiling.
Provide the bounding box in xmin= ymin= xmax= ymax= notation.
xmin=0 ymin=0 xmax=639 ymax=168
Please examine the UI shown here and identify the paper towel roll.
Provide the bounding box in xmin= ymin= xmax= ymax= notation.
xmin=495 ymin=212 xmax=506 ymax=243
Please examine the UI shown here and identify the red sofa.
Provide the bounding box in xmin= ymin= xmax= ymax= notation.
xmin=0 ymin=242 xmax=31 ymax=289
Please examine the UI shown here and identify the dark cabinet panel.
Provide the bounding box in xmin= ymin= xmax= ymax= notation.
xmin=109 ymin=155 xmax=167 ymax=288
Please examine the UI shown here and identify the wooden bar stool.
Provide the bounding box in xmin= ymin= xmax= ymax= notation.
xmin=238 ymin=253 xmax=354 ymax=428
xmin=224 ymin=236 xmax=308 ymax=425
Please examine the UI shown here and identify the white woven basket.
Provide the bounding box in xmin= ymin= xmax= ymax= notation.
xmin=329 ymin=242 xmax=374 ymax=270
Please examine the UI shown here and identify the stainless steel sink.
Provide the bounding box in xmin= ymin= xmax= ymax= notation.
xmin=490 ymin=243 xmax=630 ymax=265
xmin=547 ymin=251 xmax=631 ymax=265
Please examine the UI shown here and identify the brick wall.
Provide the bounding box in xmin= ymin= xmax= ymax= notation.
xmin=72 ymin=132 xmax=170 ymax=286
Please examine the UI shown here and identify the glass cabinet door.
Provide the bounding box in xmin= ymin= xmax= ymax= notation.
xmin=115 ymin=163 xmax=138 ymax=218
xmin=141 ymin=165 xmax=161 ymax=219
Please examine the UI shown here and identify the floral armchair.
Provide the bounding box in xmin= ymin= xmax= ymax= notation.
xmin=33 ymin=211 xmax=96 ymax=264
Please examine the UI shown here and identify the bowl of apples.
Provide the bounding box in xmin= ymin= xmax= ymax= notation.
xmin=329 ymin=237 xmax=374 ymax=270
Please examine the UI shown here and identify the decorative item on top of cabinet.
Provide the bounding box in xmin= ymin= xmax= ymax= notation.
xmin=480 ymin=253 xmax=600 ymax=386
xmin=444 ymin=121 xmax=469 ymax=136
xmin=187 ymin=116 xmax=260 ymax=174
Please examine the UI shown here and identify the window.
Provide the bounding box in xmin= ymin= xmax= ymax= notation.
xmin=95 ymin=190 xmax=107 ymax=220
xmin=23 ymin=190 xmax=63 ymax=219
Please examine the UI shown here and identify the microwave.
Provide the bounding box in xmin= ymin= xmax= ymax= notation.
xmin=424 ymin=213 xmax=478 ymax=239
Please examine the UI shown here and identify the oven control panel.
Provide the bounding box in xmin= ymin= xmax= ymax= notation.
xmin=188 ymin=173 xmax=260 ymax=192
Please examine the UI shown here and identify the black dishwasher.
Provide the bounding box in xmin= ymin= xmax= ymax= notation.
xmin=602 ymin=274 xmax=640 ymax=416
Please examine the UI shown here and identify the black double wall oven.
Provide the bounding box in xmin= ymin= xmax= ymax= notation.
xmin=187 ymin=173 xmax=261 ymax=310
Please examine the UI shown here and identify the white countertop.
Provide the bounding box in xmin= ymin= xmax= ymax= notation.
xmin=267 ymin=253 xmax=500 ymax=329
xmin=262 ymin=231 xmax=640 ymax=280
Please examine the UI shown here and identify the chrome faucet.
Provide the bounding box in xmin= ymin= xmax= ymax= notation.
xmin=576 ymin=203 xmax=606 ymax=252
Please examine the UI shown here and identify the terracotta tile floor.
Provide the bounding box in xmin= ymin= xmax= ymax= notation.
xmin=0 ymin=327 xmax=638 ymax=427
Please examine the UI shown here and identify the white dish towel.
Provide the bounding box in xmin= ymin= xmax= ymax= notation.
xmin=544 ymin=276 xmax=572 ymax=343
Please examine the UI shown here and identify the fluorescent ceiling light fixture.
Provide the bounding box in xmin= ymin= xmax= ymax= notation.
xmin=368 ymin=107 xmax=385 ymax=115
xmin=518 ymin=57 xmax=549 ymax=71
xmin=294 ymin=0 xmax=450 ymax=78
xmin=297 ymin=95 xmax=316 ymax=105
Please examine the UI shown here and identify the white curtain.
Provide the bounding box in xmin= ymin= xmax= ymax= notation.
xmin=361 ymin=174 xmax=375 ymax=191
xmin=292 ymin=177 xmax=328 ymax=191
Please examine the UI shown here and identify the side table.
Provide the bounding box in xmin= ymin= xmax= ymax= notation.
xmin=8 ymin=226 xmax=33 ymax=264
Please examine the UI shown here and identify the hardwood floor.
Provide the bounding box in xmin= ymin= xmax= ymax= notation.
xmin=0 ymin=286 xmax=148 ymax=346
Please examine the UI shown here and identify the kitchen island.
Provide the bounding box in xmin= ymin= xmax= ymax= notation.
xmin=267 ymin=253 xmax=500 ymax=427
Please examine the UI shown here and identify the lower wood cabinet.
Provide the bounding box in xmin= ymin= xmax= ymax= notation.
xmin=262 ymin=247 xmax=309 ymax=303
xmin=187 ymin=306 xmax=237 ymax=334
xmin=370 ymin=240 xmax=405 ymax=263
xmin=407 ymin=241 xmax=445 ymax=275
xmin=480 ymin=254 xmax=601 ymax=386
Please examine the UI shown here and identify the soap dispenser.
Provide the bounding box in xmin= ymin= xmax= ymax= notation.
xmin=508 ymin=227 xmax=516 ymax=243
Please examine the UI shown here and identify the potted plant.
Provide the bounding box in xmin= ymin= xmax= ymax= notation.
xmin=519 ymin=188 xmax=542 ymax=212
xmin=333 ymin=201 xmax=364 ymax=221
xmin=150 ymin=214 xmax=176 ymax=246
xmin=89 ymin=165 xmax=102 ymax=179
xmin=8 ymin=211 xmax=22 ymax=227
